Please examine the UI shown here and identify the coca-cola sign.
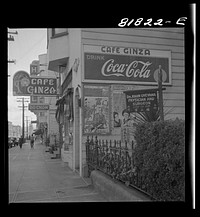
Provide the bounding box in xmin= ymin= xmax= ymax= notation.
xmin=83 ymin=45 xmax=171 ymax=85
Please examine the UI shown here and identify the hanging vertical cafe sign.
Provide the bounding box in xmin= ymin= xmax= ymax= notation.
xmin=13 ymin=71 xmax=57 ymax=96
xmin=83 ymin=45 xmax=171 ymax=85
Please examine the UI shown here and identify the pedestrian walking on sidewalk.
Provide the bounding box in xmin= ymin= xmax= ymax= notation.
xmin=19 ymin=136 xmax=23 ymax=149
xmin=30 ymin=134 xmax=35 ymax=149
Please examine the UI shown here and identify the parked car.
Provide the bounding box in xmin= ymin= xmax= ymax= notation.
xmin=8 ymin=137 xmax=13 ymax=148
xmin=8 ymin=137 xmax=19 ymax=148
xmin=13 ymin=137 xmax=19 ymax=146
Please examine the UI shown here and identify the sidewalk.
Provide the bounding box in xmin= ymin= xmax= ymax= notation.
xmin=9 ymin=141 xmax=108 ymax=203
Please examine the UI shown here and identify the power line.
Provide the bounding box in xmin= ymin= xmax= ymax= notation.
xmin=8 ymin=31 xmax=18 ymax=35
xmin=8 ymin=28 xmax=17 ymax=65
xmin=16 ymin=32 xmax=46 ymax=65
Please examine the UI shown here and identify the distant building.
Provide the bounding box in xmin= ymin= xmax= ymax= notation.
xmin=8 ymin=121 xmax=21 ymax=138
xmin=8 ymin=121 xmax=13 ymax=137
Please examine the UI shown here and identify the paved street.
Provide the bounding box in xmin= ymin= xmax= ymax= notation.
xmin=8 ymin=141 xmax=107 ymax=203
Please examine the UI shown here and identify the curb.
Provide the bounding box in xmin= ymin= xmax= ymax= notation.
xmin=90 ymin=170 xmax=152 ymax=202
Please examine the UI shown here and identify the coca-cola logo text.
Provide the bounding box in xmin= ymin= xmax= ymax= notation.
xmin=101 ymin=59 xmax=152 ymax=78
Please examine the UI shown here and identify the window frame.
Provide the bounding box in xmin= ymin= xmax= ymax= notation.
xmin=51 ymin=28 xmax=68 ymax=38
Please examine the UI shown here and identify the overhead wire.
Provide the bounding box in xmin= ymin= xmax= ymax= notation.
xmin=16 ymin=31 xmax=46 ymax=65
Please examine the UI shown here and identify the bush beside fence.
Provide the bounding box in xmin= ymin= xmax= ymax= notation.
xmin=134 ymin=118 xmax=185 ymax=201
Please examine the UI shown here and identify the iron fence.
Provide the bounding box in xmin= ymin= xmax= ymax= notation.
xmin=86 ymin=135 xmax=156 ymax=200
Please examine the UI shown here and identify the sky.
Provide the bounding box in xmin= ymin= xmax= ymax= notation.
xmin=8 ymin=28 xmax=47 ymax=127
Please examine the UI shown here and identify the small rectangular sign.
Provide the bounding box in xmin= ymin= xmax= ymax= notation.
xmin=125 ymin=89 xmax=158 ymax=113
xmin=29 ymin=103 xmax=49 ymax=111
xmin=30 ymin=64 xmax=39 ymax=76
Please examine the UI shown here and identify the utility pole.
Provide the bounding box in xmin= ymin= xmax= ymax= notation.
xmin=7 ymin=30 xmax=18 ymax=41
xmin=17 ymin=98 xmax=29 ymax=143
xmin=8 ymin=35 xmax=14 ymax=41
xmin=8 ymin=59 xmax=16 ymax=64
xmin=25 ymin=116 xmax=31 ymax=139
xmin=8 ymin=30 xmax=18 ymax=35
xmin=158 ymin=65 xmax=164 ymax=122
xmin=8 ymin=28 xmax=17 ymax=67
xmin=58 ymin=68 xmax=62 ymax=159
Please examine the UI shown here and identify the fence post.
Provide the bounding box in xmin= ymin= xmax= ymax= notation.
xmin=118 ymin=140 xmax=121 ymax=173
xmin=119 ymin=140 xmax=121 ymax=158
xmin=90 ymin=136 xmax=93 ymax=165
xmin=95 ymin=136 xmax=98 ymax=169
xmin=99 ymin=139 xmax=102 ymax=168
xmin=131 ymin=140 xmax=134 ymax=167
xmin=105 ymin=140 xmax=108 ymax=172
xmin=86 ymin=136 xmax=89 ymax=163
xmin=125 ymin=141 xmax=128 ymax=173
xmin=101 ymin=140 xmax=106 ymax=169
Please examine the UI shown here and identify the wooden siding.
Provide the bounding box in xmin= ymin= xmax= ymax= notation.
xmin=81 ymin=28 xmax=185 ymax=120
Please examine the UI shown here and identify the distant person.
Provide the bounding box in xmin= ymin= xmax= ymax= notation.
xmin=19 ymin=136 xmax=23 ymax=149
xmin=30 ymin=134 xmax=34 ymax=149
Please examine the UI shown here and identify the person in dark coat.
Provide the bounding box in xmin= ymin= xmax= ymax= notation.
xmin=19 ymin=136 xmax=23 ymax=149
xmin=30 ymin=134 xmax=34 ymax=149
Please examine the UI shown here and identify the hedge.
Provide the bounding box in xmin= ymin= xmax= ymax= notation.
xmin=134 ymin=118 xmax=185 ymax=201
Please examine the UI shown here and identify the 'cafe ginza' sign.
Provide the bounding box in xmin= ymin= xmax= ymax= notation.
xmin=83 ymin=45 xmax=171 ymax=85
xmin=13 ymin=71 xmax=57 ymax=96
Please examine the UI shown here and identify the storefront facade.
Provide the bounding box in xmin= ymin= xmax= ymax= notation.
xmin=47 ymin=28 xmax=185 ymax=177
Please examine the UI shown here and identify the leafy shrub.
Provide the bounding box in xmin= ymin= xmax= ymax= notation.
xmin=134 ymin=118 xmax=185 ymax=201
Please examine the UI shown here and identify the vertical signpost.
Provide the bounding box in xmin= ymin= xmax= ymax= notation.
xmin=22 ymin=98 xmax=25 ymax=141
xmin=158 ymin=65 xmax=164 ymax=121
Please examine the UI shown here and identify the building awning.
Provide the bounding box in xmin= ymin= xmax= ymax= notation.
xmin=33 ymin=128 xmax=43 ymax=135
xmin=48 ymin=57 xmax=69 ymax=72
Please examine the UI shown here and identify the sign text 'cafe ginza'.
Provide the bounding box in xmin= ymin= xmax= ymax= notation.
xmin=13 ymin=70 xmax=57 ymax=96
xmin=83 ymin=45 xmax=171 ymax=85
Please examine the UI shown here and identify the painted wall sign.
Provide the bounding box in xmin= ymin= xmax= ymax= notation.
xmin=83 ymin=45 xmax=171 ymax=85
xmin=28 ymin=103 xmax=49 ymax=111
xmin=83 ymin=85 xmax=110 ymax=135
xmin=13 ymin=70 xmax=57 ymax=96
xmin=124 ymin=89 xmax=158 ymax=113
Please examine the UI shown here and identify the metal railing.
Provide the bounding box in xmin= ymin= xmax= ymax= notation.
xmin=86 ymin=136 xmax=155 ymax=200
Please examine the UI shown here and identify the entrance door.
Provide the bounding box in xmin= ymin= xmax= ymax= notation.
xmin=75 ymin=88 xmax=80 ymax=171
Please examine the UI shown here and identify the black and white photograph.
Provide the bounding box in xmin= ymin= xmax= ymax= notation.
xmin=6 ymin=5 xmax=195 ymax=208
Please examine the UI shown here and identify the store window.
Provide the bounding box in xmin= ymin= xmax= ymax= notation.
xmin=52 ymin=28 xmax=68 ymax=37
